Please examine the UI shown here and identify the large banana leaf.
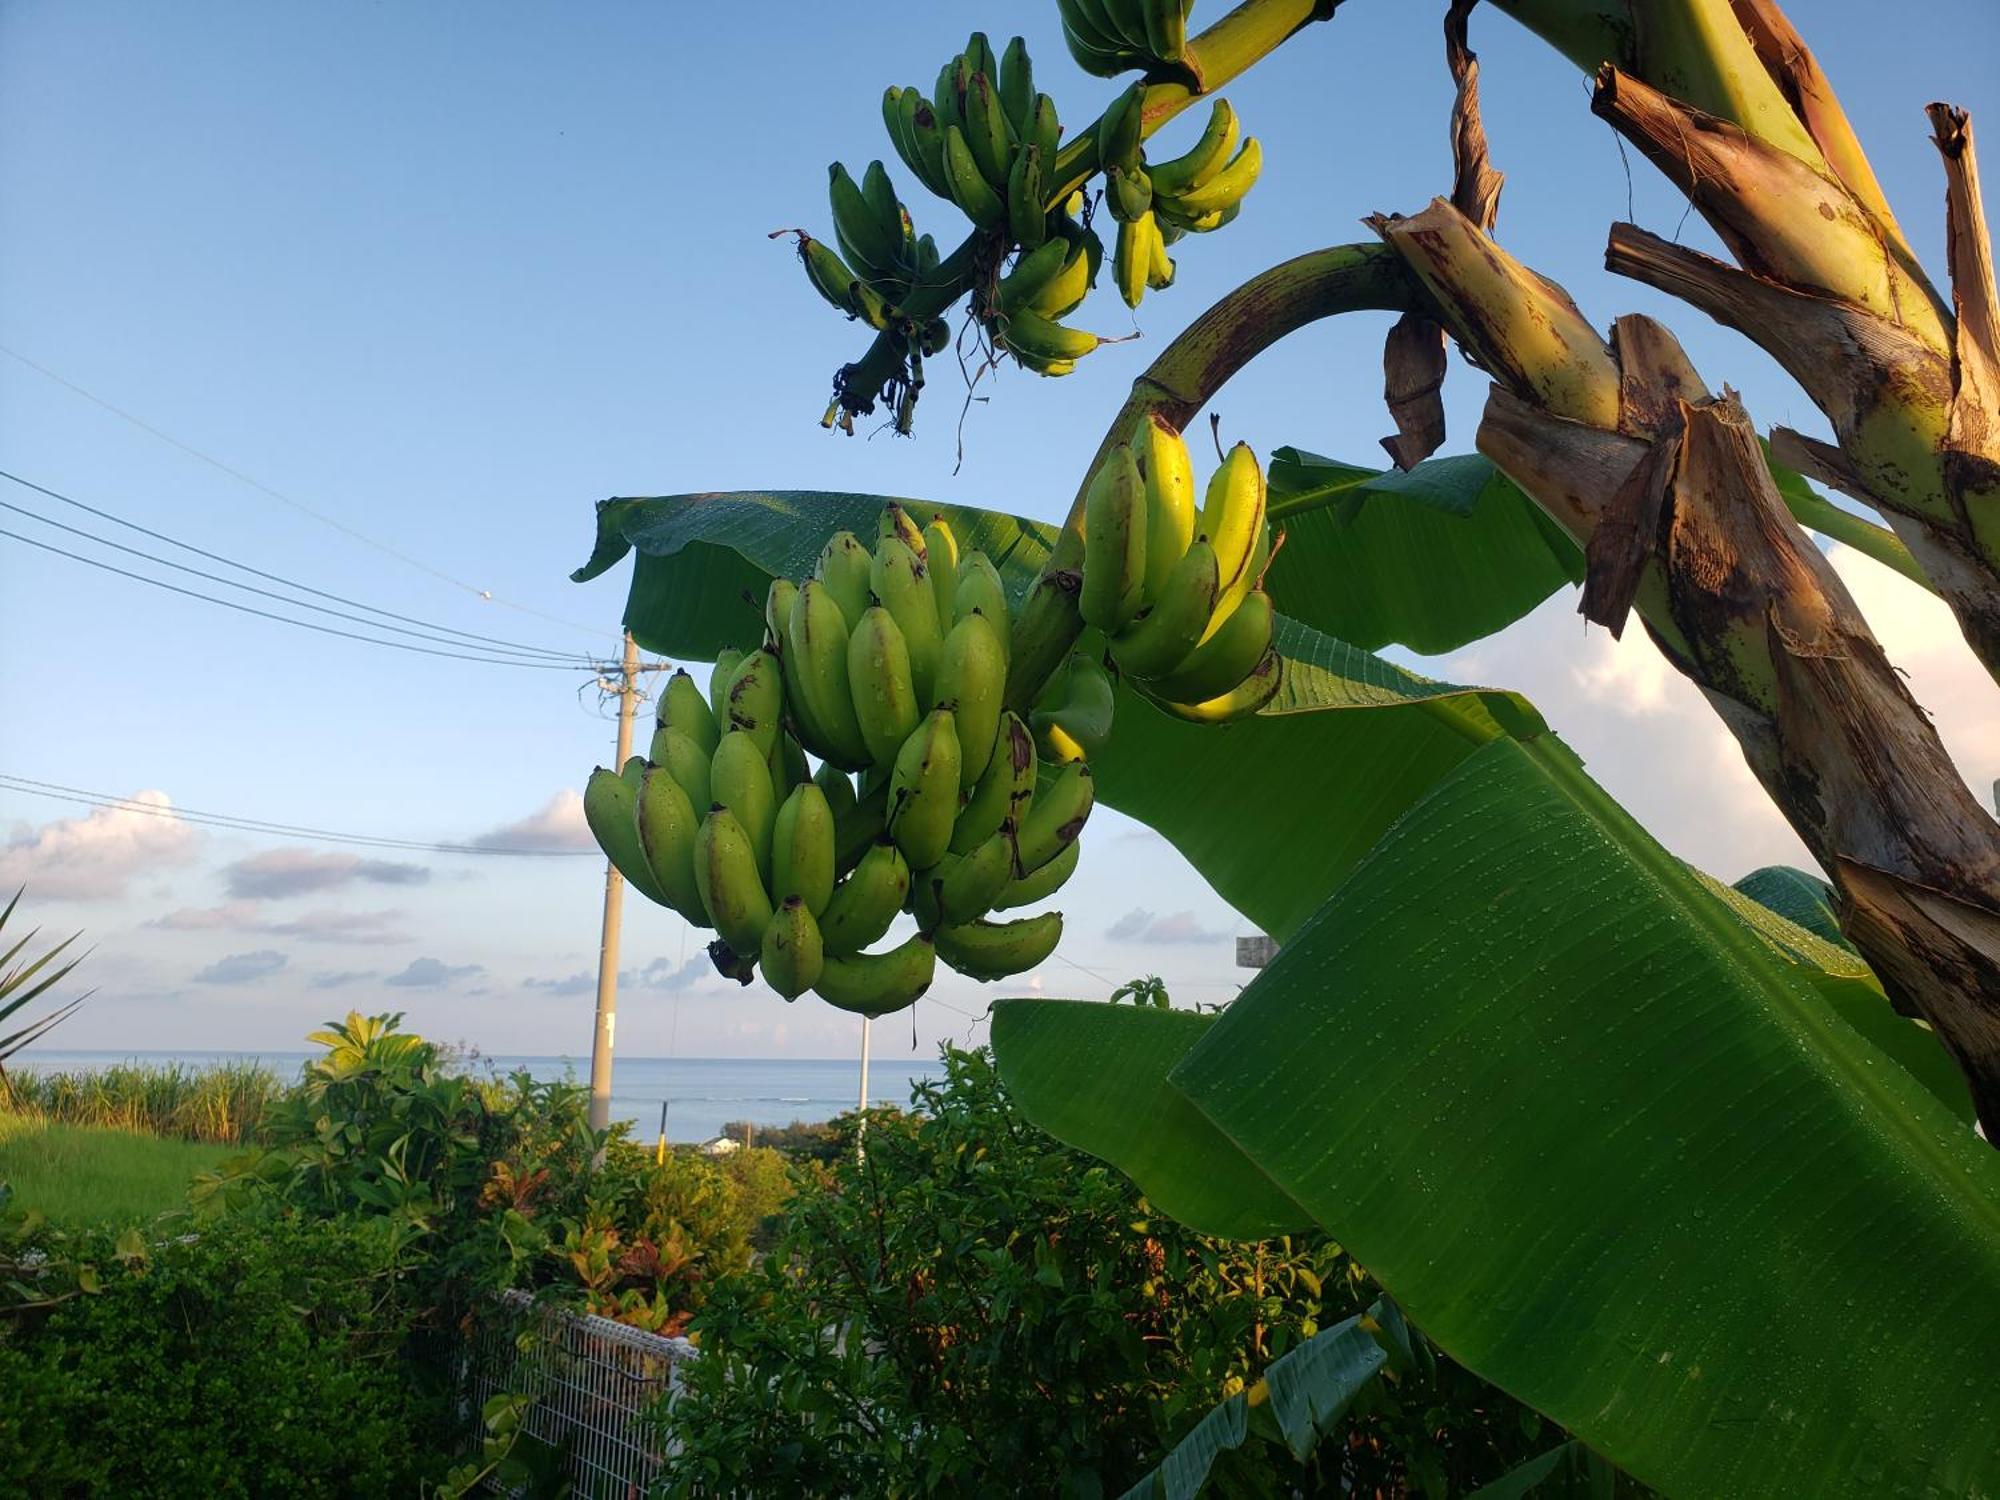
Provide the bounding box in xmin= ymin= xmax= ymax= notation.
xmin=1263 ymin=449 xmax=1584 ymax=655
xmin=998 ymin=736 xmax=2000 ymax=1498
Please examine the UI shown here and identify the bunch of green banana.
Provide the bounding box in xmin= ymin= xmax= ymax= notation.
xmin=795 ymin=162 xmax=951 ymax=382
xmin=1102 ymin=96 xmax=1259 ymax=311
xmin=990 ymin=213 xmax=1106 ymax=375
xmin=1056 ymin=0 xmax=1196 ymax=78
xmin=1149 ymin=98 xmax=1260 ymax=234
xmin=1082 ymin=415 xmax=1284 ymax=721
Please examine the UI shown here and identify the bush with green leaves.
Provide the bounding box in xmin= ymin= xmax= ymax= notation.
xmin=0 ymin=1206 xmax=444 ymax=1498
xmin=653 ymin=1047 xmax=1564 ymax=1497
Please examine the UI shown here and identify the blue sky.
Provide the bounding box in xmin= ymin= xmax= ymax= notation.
xmin=2 ymin=1 xmax=1995 ymax=1063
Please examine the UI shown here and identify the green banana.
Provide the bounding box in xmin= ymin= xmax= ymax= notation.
xmin=1057 ymin=0 xmax=1138 ymax=77
xmin=1030 ymin=93 xmax=1061 ymax=172
xmin=711 ymin=730 xmax=777 ymax=885
xmin=648 ymin=725 xmax=713 ymax=816
xmin=1149 ymin=98 xmax=1239 ymax=197
xmin=1100 ymin=81 xmax=1147 ymax=174
xmin=787 ymin=581 xmax=872 ymax=770
xmin=816 ymin=530 xmax=874 ymax=631
xmin=820 ymin=836 xmax=911 ymax=951
xmin=964 ymin=72 xmax=1015 ymax=196
xmin=1149 ymin=589 xmax=1275 ymax=704
xmin=993 ymin=836 xmax=1080 ymax=910
xmin=870 ymin=537 xmax=943 ymax=707
xmin=952 ymin=711 xmax=1034 ymax=854
xmin=878 ymin=502 xmax=928 ymax=560
xmin=894 ymin=89 xmax=952 ymax=201
xmin=1147 ymin=224 xmax=1176 ymax=290
xmin=936 ymin=611 xmax=1006 ymax=790
xmin=708 ymin=648 xmax=743 ymax=724
xmin=834 ymin=775 xmax=891 ymax=874
xmin=771 ymin=782 xmax=836 ymax=917
xmin=1007 ymin=143 xmax=1048 ymax=250
xmin=1112 ymin=539 xmax=1220 ymax=679
xmin=583 ymin=766 xmax=670 ymax=907
xmin=1114 ymin=213 xmax=1157 ymax=309
xmin=861 ymin=161 xmax=909 ymax=254
xmin=774 ymin=733 xmax=810 ymax=795
xmin=1080 ymin=444 xmax=1148 ymax=631
xmin=814 ymin=761 xmax=858 ymax=825
xmin=931 ymin=827 xmax=1018 ymax=928
xmin=953 ymin=551 xmax=1010 ymax=647
xmin=998 ymin=37 xmax=1035 ymax=137
xmin=1106 ymin=163 xmax=1152 ymax=225
xmin=1137 ymin=414 xmax=1197 ymax=603
xmin=935 ymin=911 xmax=1064 ymax=981
xmin=764 ymin=578 xmax=799 ymax=651
xmin=1031 ymin=652 xmax=1115 ymax=764
xmin=964 ymin=31 xmax=997 ymax=84
xmin=934 ymin=52 xmax=967 ymax=135
xmin=619 ymin=754 xmax=646 ymax=792
xmin=999 ymin=305 xmax=1100 ymax=364
xmin=847 ymin=605 xmax=922 ymax=767
xmin=943 ymin=123 xmax=1006 ymax=227
xmin=922 ymin=515 xmax=960 ymax=626
xmin=886 ymin=707 xmax=961 ymax=871
xmin=658 ymin=668 xmax=719 ymax=758
xmin=760 ymin=896 xmax=825 ymax=1000
xmin=694 ymin=805 xmax=775 ymax=956
xmin=812 ymin=932 xmax=937 ymax=1017
xmin=1168 ymin=137 xmax=1263 ymax=217
xmin=797 ymin=233 xmax=861 ymax=318
xmin=1156 ymin=199 xmax=1236 ymax=234
xmin=1027 ymin=235 xmax=1095 ymax=319
xmin=636 ymin=765 xmax=706 ymax=922
xmin=1015 ymin=761 xmax=1094 ymax=874
xmin=1200 ymin=441 xmax=1268 ymax=631
xmin=830 ymin=162 xmax=903 ymax=284
xmin=1154 ymin=643 xmax=1283 ymax=723
xmin=1140 ymin=0 xmax=1188 ymax=63
xmin=724 ymin=647 xmax=785 ymax=757
xmin=997 ymin=237 xmax=1070 ymax=312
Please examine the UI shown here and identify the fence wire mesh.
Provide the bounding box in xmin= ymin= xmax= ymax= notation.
xmin=462 ymin=1289 xmax=696 ymax=1498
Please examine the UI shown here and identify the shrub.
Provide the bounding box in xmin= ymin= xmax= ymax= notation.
xmin=0 ymin=1208 xmax=443 ymax=1497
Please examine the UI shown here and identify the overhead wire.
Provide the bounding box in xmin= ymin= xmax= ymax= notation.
xmin=0 ymin=773 xmax=600 ymax=858
xmin=0 ymin=486 xmax=594 ymax=667
xmin=0 ymin=468 xmax=588 ymax=661
xmin=0 ymin=341 xmax=616 ymax=641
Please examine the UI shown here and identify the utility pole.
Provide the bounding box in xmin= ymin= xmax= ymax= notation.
xmin=856 ymin=1015 xmax=872 ymax=1161
xmin=588 ymin=631 xmax=640 ymax=1133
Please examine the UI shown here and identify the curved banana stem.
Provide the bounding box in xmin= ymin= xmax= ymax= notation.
xmin=837 ymin=0 xmax=1339 ymax=422
xmin=1003 ymin=242 xmax=1420 ymax=709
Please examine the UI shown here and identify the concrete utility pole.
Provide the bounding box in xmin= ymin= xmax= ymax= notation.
xmin=856 ymin=1015 xmax=872 ymax=1161
xmin=588 ymin=631 xmax=641 ymax=1133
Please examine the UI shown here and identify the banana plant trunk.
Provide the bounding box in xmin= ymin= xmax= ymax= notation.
xmin=1375 ymin=200 xmax=2000 ymax=1136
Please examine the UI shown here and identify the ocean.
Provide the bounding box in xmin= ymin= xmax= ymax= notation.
xmin=16 ymin=1049 xmax=949 ymax=1146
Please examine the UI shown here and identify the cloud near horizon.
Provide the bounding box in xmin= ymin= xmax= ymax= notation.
xmin=522 ymin=955 xmax=712 ymax=999
xmin=384 ymin=956 xmax=484 ymax=988
xmin=0 ymin=791 xmax=200 ymax=901
xmin=192 ymin=949 xmax=288 ymax=985
xmin=152 ymin=903 xmax=411 ymax=945
xmin=1105 ymin=908 xmax=1231 ymax=946
xmin=222 ymin=848 xmax=430 ymax=900
xmin=471 ymin=791 xmax=594 ymax=851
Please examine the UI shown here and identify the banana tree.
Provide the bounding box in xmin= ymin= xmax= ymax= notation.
xmin=576 ymin=1 xmax=2000 ymax=1493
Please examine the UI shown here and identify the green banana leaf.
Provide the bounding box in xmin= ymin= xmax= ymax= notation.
xmin=1731 ymin=864 xmax=1850 ymax=951
xmin=1466 ymin=1442 xmax=1620 ymax=1499
xmin=1117 ymin=1312 xmax=1387 ymax=1500
xmin=1263 ymin=449 xmax=1584 ymax=655
xmin=1154 ymin=736 xmax=2000 ymax=1498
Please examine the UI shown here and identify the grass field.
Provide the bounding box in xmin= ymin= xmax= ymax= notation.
xmin=0 ymin=1113 xmax=233 ymax=1225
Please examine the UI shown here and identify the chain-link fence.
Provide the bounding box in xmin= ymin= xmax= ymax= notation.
xmin=462 ymin=1290 xmax=697 ymax=1498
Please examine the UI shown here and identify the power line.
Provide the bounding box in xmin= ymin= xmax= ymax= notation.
xmin=0 ymin=341 xmax=615 ymax=642
xmin=0 ymin=468 xmax=587 ymax=661
xmin=0 ymin=526 xmax=598 ymax=670
xmin=0 ymin=774 xmax=599 ymax=858
xmin=0 ymin=487 xmax=592 ymax=667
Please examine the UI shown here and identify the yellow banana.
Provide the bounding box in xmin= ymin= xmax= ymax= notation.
xmin=886 ymin=707 xmax=961 ymax=871
xmin=1113 ymin=539 xmax=1219 ymax=679
xmin=1154 ymin=644 xmax=1284 ymax=723
xmin=1000 ymin=305 xmax=1099 ymax=364
xmin=658 ymin=668 xmax=719 ymax=758
xmin=760 ymin=896 xmax=825 ymax=1000
xmin=1148 ymin=98 xmax=1239 ymax=197
xmin=935 ymin=911 xmax=1064 ymax=981
xmin=1137 ymin=414 xmax=1197 ymax=604
xmin=1200 ymin=442 xmax=1267 ymax=630
xmin=1147 ymin=224 xmax=1175 ymax=291
xmin=1080 ymin=444 xmax=1147 ymax=632
xmin=997 ymin=237 xmax=1071 ymax=313
xmin=923 ymin=515 xmax=960 ymax=626
xmin=952 ymin=711 xmax=1035 ymax=854
xmin=816 ymin=530 xmax=874 ymax=632
xmin=1168 ymin=137 xmax=1262 ymax=218
xmin=847 ymin=605 xmax=923 ymax=768
xmin=1031 ymin=652 xmax=1116 ymax=765
xmin=821 ymin=836 xmax=911 ymax=951
xmin=1015 ymin=761 xmax=1093 ymax=874
xmin=584 ymin=766 xmax=671 ymax=907
xmin=694 ymin=805 xmax=775 ymax=956
xmin=1027 ymin=236 xmax=1094 ymax=319
xmin=936 ymin=611 xmax=1006 ymax=790
xmin=878 ymin=503 xmax=928 ymax=561
xmin=708 ymin=648 xmax=743 ymax=724
xmin=711 ymin=730 xmax=777 ymax=886
xmin=724 ymin=647 xmax=785 ymax=758
xmin=870 ymin=538 xmax=943 ymax=708
xmin=637 ymin=765 xmax=706 ymax=923
xmin=812 ymin=932 xmax=937 ymax=1017
xmin=1150 ymin=589 xmax=1276 ymax=704
xmin=1114 ymin=213 xmax=1153 ymax=310
xmin=788 ymin=581 xmax=873 ymax=770
xmin=993 ymin=836 xmax=1079 ymax=910
xmin=772 ymin=782 xmax=837 ymax=917
xmin=647 ymin=725 xmax=713 ymax=832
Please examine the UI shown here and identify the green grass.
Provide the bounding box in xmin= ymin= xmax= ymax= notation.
xmin=0 ymin=1113 xmax=233 ymax=1225
xmin=4 ymin=1059 xmax=286 ymax=1143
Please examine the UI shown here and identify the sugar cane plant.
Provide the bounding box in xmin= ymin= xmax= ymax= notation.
xmin=576 ymin=1 xmax=2000 ymax=1494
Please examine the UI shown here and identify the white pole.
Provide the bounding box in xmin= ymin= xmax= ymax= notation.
xmin=588 ymin=631 xmax=639 ymax=1134
xmin=856 ymin=1015 xmax=872 ymax=1160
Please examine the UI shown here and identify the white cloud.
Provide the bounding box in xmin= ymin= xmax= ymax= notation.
xmin=472 ymin=791 xmax=594 ymax=851
xmin=192 ymin=949 xmax=288 ymax=986
xmin=0 ymin=791 xmax=200 ymax=901
xmin=1105 ymin=908 xmax=1232 ymax=946
xmin=384 ymin=956 xmax=484 ymax=988
xmin=223 ymin=849 xmax=429 ymax=899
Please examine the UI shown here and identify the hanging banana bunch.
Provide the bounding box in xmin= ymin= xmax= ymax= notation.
xmin=1104 ymin=93 xmax=1262 ymax=312
xmin=1056 ymin=0 xmax=1196 ymax=80
xmin=583 ymin=506 xmax=1096 ymax=1017
xmin=1085 ymin=415 xmax=1284 ymax=720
